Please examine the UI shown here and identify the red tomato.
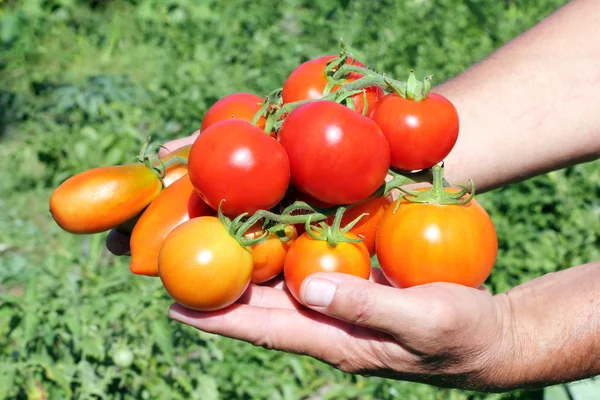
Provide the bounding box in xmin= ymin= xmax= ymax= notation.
xmin=201 ymin=92 xmax=267 ymax=131
xmin=158 ymin=216 xmax=253 ymax=311
xmin=376 ymin=190 xmax=498 ymax=288
xmin=278 ymin=100 xmax=390 ymax=205
xmin=188 ymin=119 xmax=290 ymax=216
xmin=245 ymin=224 xmax=298 ymax=284
xmin=326 ymin=196 xmax=392 ymax=256
xmin=284 ymin=232 xmax=371 ymax=303
xmin=282 ymin=55 xmax=383 ymax=116
xmin=130 ymin=174 xmax=214 ymax=277
xmin=49 ymin=164 xmax=162 ymax=234
xmin=370 ymin=92 xmax=459 ymax=171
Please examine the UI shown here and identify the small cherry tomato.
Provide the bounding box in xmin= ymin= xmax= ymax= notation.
xmin=284 ymin=232 xmax=371 ymax=303
xmin=158 ymin=216 xmax=253 ymax=311
xmin=245 ymin=224 xmax=298 ymax=284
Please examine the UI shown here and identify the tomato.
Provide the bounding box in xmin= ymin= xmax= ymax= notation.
xmin=130 ymin=174 xmax=213 ymax=277
xmin=49 ymin=164 xmax=162 ymax=234
xmin=326 ymin=196 xmax=392 ymax=256
xmin=370 ymin=92 xmax=459 ymax=171
xmin=282 ymin=56 xmax=383 ymax=116
xmin=188 ymin=119 xmax=290 ymax=216
xmin=158 ymin=216 xmax=253 ymax=311
xmin=201 ymin=92 xmax=267 ymax=131
xmin=284 ymin=232 xmax=371 ymax=303
xmin=245 ymin=224 xmax=298 ymax=284
xmin=376 ymin=190 xmax=498 ymax=288
xmin=278 ymin=100 xmax=390 ymax=205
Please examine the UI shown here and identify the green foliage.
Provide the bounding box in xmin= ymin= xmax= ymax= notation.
xmin=1 ymin=0 xmax=598 ymax=399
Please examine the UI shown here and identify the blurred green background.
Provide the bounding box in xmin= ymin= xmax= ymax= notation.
xmin=1 ymin=0 xmax=599 ymax=399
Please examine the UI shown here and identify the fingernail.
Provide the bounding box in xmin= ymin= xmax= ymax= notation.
xmin=302 ymin=278 xmax=336 ymax=307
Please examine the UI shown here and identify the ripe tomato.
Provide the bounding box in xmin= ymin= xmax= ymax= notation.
xmin=284 ymin=232 xmax=371 ymax=303
xmin=245 ymin=224 xmax=298 ymax=284
xmin=158 ymin=216 xmax=253 ymax=311
xmin=376 ymin=190 xmax=497 ymax=288
xmin=282 ymin=56 xmax=383 ymax=115
xmin=201 ymin=92 xmax=267 ymax=131
xmin=278 ymin=100 xmax=390 ymax=205
xmin=130 ymin=174 xmax=214 ymax=277
xmin=326 ymin=196 xmax=392 ymax=256
xmin=49 ymin=164 xmax=162 ymax=234
xmin=188 ymin=119 xmax=290 ymax=216
xmin=370 ymin=92 xmax=459 ymax=171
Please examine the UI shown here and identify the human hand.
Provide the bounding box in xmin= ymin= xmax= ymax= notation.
xmin=168 ymin=270 xmax=515 ymax=391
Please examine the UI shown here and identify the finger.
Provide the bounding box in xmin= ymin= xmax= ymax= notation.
xmin=168 ymin=302 xmax=379 ymax=362
xmin=237 ymin=283 xmax=301 ymax=310
xmin=369 ymin=267 xmax=391 ymax=286
xmin=105 ymin=229 xmax=131 ymax=256
xmin=298 ymin=272 xmax=438 ymax=336
xmin=159 ymin=130 xmax=200 ymax=157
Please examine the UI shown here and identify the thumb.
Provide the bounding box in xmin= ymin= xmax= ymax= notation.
xmin=299 ymin=272 xmax=423 ymax=334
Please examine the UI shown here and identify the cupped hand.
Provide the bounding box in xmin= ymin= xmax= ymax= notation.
xmin=168 ymin=270 xmax=515 ymax=391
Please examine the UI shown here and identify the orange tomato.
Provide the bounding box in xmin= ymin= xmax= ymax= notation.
xmin=325 ymin=196 xmax=392 ymax=256
xmin=158 ymin=216 xmax=253 ymax=311
xmin=376 ymin=191 xmax=498 ymax=288
xmin=245 ymin=224 xmax=298 ymax=284
xmin=130 ymin=174 xmax=213 ymax=277
xmin=49 ymin=164 xmax=162 ymax=234
xmin=283 ymin=232 xmax=371 ymax=303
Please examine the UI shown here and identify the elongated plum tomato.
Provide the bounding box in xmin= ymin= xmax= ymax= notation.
xmin=282 ymin=55 xmax=383 ymax=116
xmin=129 ymin=174 xmax=214 ymax=277
xmin=325 ymin=196 xmax=392 ymax=256
xmin=201 ymin=92 xmax=267 ymax=131
xmin=158 ymin=216 xmax=253 ymax=311
xmin=278 ymin=100 xmax=390 ymax=205
xmin=49 ymin=164 xmax=162 ymax=234
xmin=376 ymin=190 xmax=498 ymax=288
xmin=188 ymin=119 xmax=290 ymax=216
xmin=284 ymin=232 xmax=371 ymax=303
xmin=371 ymin=92 xmax=459 ymax=171
xmin=244 ymin=224 xmax=298 ymax=284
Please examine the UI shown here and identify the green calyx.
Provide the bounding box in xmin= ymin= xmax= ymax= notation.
xmin=385 ymin=70 xmax=432 ymax=101
xmin=305 ymin=207 xmax=366 ymax=247
xmin=217 ymin=202 xmax=270 ymax=247
xmin=134 ymin=138 xmax=188 ymax=187
xmin=398 ymin=165 xmax=475 ymax=206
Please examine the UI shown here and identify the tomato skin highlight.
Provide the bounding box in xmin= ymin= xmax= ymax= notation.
xmin=326 ymin=196 xmax=392 ymax=256
xmin=49 ymin=164 xmax=162 ymax=234
xmin=376 ymin=192 xmax=498 ymax=288
xmin=129 ymin=174 xmax=213 ymax=277
xmin=158 ymin=216 xmax=253 ymax=311
xmin=284 ymin=232 xmax=371 ymax=303
xmin=188 ymin=119 xmax=290 ymax=216
xmin=245 ymin=224 xmax=298 ymax=284
xmin=371 ymin=92 xmax=459 ymax=171
xmin=282 ymin=56 xmax=383 ymax=116
xmin=278 ymin=100 xmax=390 ymax=205
xmin=201 ymin=92 xmax=267 ymax=131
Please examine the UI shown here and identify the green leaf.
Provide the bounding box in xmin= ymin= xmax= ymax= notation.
xmin=151 ymin=318 xmax=175 ymax=365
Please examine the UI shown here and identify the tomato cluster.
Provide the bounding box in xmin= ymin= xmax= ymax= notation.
xmin=49 ymin=48 xmax=497 ymax=312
